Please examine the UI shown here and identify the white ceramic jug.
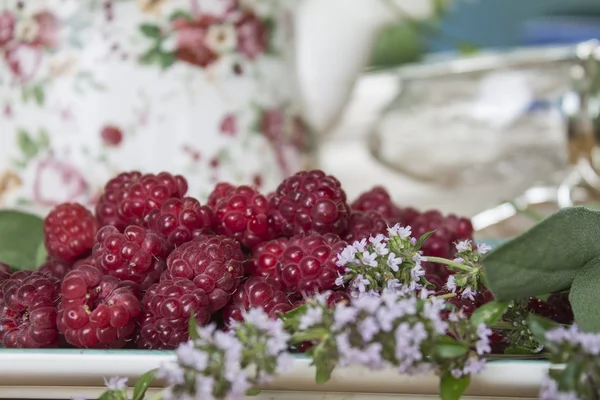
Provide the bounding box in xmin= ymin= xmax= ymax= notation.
xmin=0 ymin=0 xmax=435 ymax=214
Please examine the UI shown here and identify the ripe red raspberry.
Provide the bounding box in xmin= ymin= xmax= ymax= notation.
xmin=146 ymin=197 xmax=215 ymax=248
xmin=527 ymin=293 xmax=574 ymax=325
xmin=38 ymin=258 xmax=72 ymax=280
xmin=223 ymin=277 xmax=292 ymax=327
xmin=207 ymin=182 xmax=235 ymax=208
xmin=278 ymin=233 xmax=348 ymax=295
xmin=214 ymin=185 xmax=274 ymax=248
xmin=396 ymin=207 xmax=421 ymax=226
xmin=444 ymin=289 xmax=494 ymax=318
xmin=136 ymin=278 xmax=210 ymax=349
xmin=342 ymin=210 xmax=388 ymax=242
xmin=268 ymin=170 xmax=351 ymax=237
xmin=93 ymin=225 xmax=169 ymax=290
xmin=58 ymin=264 xmax=141 ymax=348
xmin=43 ymin=203 xmax=98 ymax=263
xmin=166 ymin=235 xmax=244 ymax=312
xmin=95 ymin=171 xmax=188 ymax=230
xmin=0 ymin=270 xmax=61 ymax=348
xmin=0 ymin=262 xmax=11 ymax=280
xmin=350 ymin=186 xmax=401 ymax=221
xmin=245 ymin=237 xmax=289 ymax=280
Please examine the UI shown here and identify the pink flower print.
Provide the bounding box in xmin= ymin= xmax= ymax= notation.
xmin=31 ymin=11 xmax=59 ymax=49
xmin=172 ymin=15 xmax=221 ymax=68
xmin=235 ymin=11 xmax=268 ymax=60
xmin=0 ymin=11 xmax=16 ymax=47
xmin=260 ymin=109 xmax=290 ymax=175
xmin=33 ymin=158 xmax=89 ymax=207
xmin=220 ymin=113 xmax=237 ymax=136
xmin=4 ymin=42 xmax=43 ymax=83
xmin=100 ymin=125 xmax=124 ymax=147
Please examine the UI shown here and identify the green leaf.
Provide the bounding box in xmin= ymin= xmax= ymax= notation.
xmin=139 ymin=23 xmax=162 ymax=38
xmin=569 ymin=260 xmax=600 ymax=332
xmin=312 ymin=342 xmax=335 ymax=385
xmin=35 ymin=240 xmax=48 ymax=267
xmin=169 ymin=9 xmax=193 ymax=21
xmin=282 ymin=304 xmax=307 ymax=330
xmin=440 ymin=372 xmax=471 ymax=400
xmin=469 ymin=301 xmax=509 ymax=326
xmin=558 ymin=362 xmax=582 ymax=392
xmin=188 ymin=314 xmax=200 ymax=340
xmin=33 ymin=85 xmax=45 ymax=105
xmin=17 ymin=129 xmax=38 ymax=159
xmin=527 ymin=314 xmax=561 ymax=344
xmin=158 ymin=52 xmax=175 ymax=69
xmin=37 ymin=128 xmax=50 ymax=149
xmin=0 ymin=210 xmax=45 ymax=270
xmin=504 ymin=346 xmax=541 ymax=355
xmin=369 ymin=22 xmax=425 ymax=68
xmin=482 ymin=207 xmax=600 ymax=301
xmin=415 ymin=230 xmax=436 ymax=250
xmin=434 ymin=336 xmax=469 ymax=359
xmin=139 ymin=48 xmax=160 ymax=65
xmin=245 ymin=387 xmax=261 ymax=396
xmin=132 ymin=368 xmax=158 ymax=400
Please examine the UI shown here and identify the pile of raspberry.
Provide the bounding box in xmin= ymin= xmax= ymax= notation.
xmin=0 ymin=169 xmax=572 ymax=352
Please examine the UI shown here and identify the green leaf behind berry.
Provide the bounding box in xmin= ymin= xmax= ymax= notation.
xmin=440 ymin=372 xmax=471 ymax=400
xmin=482 ymin=207 xmax=600 ymax=300
xmin=133 ymin=368 xmax=158 ymax=400
xmin=0 ymin=210 xmax=45 ymax=270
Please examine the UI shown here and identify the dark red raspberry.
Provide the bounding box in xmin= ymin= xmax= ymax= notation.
xmin=278 ymin=233 xmax=348 ymax=295
xmin=527 ymin=293 xmax=574 ymax=325
xmin=350 ymin=186 xmax=401 ymax=221
xmin=245 ymin=237 xmax=289 ymax=280
xmin=136 ymin=278 xmax=210 ymax=349
xmin=268 ymin=170 xmax=351 ymax=237
xmin=0 ymin=262 xmax=11 ymax=280
xmin=326 ymin=291 xmax=350 ymax=307
xmin=58 ymin=265 xmax=141 ymax=348
xmin=214 ymin=185 xmax=274 ymax=248
xmin=95 ymin=171 xmax=188 ymax=230
xmin=93 ymin=225 xmax=169 ymax=289
xmin=207 ymin=182 xmax=235 ymax=208
xmin=166 ymin=235 xmax=244 ymax=312
xmin=396 ymin=207 xmax=421 ymax=226
xmin=0 ymin=270 xmax=61 ymax=348
xmin=444 ymin=289 xmax=494 ymax=318
xmin=43 ymin=203 xmax=98 ymax=263
xmin=38 ymin=258 xmax=72 ymax=280
xmin=146 ymin=197 xmax=215 ymax=248
xmin=342 ymin=210 xmax=388 ymax=242
xmin=223 ymin=277 xmax=292 ymax=327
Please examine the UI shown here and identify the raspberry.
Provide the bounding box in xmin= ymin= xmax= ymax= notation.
xmin=0 ymin=270 xmax=61 ymax=348
xmin=207 ymin=182 xmax=235 ymax=208
xmin=136 ymin=278 xmax=210 ymax=349
xmin=0 ymin=262 xmax=11 ymax=280
xmin=527 ymin=293 xmax=574 ymax=325
xmin=245 ymin=237 xmax=289 ymax=280
xmin=396 ymin=207 xmax=421 ymax=226
xmin=214 ymin=185 xmax=274 ymax=248
xmin=95 ymin=171 xmax=188 ymax=230
xmin=445 ymin=289 xmax=494 ymax=318
xmin=166 ymin=235 xmax=244 ymax=312
xmin=146 ymin=197 xmax=215 ymax=248
xmin=223 ymin=277 xmax=292 ymax=327
xmin=58 ymin=265 xmax=141 ymax=348
xmin=43 ymin=203 xmax=98 ymax=263
xmin=350 ymin=186 xmax=401 ymax=221
xmin=93 ymin=225 xmax=169 ymax=290
xmin=268 ymin=169 xmax=351 ymax=237
xmin=278 ymin=233 xmax=348 ymax=295
xmin=342 ymin=210 xmax=388 ymax=242
xmin=38 ymin=258 xmax=72 ymax=280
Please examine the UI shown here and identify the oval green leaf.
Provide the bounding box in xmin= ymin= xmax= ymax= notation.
xmin=434 ymin=336 xmax=469 ymax=359
xmin=470 ymin=300 xmax=510 ymax=326
xmin=527 ymin=314 xmax=561 ymax=344
xmin=133 ymin=368 xmax=158 ymax=400
xmin=440 ymin=372 xmax=471 ymax=400
xmin=0 ymin=210 xmax=45 ymax=270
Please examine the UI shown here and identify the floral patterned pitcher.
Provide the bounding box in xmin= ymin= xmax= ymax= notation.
xmin=0 ymin=0 xmax=313 ymax=214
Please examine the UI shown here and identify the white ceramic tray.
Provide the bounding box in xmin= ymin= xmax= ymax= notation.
xmin=0 ymin=349 xmax=548 ymax=399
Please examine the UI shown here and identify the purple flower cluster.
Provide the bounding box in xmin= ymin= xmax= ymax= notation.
xmin=157 ymin=308 xmax=293 ymax=400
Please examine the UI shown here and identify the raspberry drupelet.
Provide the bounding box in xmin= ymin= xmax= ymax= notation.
xmin=341 ymin=210 xmax=388 ymax=242
xmin=245 ymin=237 xmax=289 ymax=281
xmin=268 ymin=169 xmax=351 ymax=237
xmin=207 ymin=182 xmax=235 ymax=208
xmin=350 ymin=186 xmax=401 ymax=221
xmin=44 ymin=202 xmax=98 ymax=263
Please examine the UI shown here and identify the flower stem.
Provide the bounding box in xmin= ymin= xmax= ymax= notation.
xmin=425 ymin=256 xmax=477 ymax=273
xmin=434 ymin=293 xmax=457 ymax=300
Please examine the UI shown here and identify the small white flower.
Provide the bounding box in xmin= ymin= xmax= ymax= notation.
xmin=388 ymin=224 xmax=412 ymax=239
xmin=299 ymin=305 xmax=323 ymax=330
xmin=335 ymin=272 xmax=345 ymax=287
xmin=336 ymin=245 xmax=357 ymax=267
xmin=386 ymin=252 xmax=402 ymax=272
xmin=461 ymin=286 xmax=476 ymax=301
xmin=361 ymin=251 xmax=378 ymax=267
xmin=157 ymin=362 xmax=185 ymax=385
xmin=410 ymin=264 xmax=425 ymax=282
xmin=453 ymin=257 xmax=464 ymax=263
xmin=352 ymin=238 xmax=368 ymax=252
xmin=455 ymin=240 xmax=472 ymax=253
xmin=205 ymin=24 xmax=237 ymax=53
xmin=103 ymin=376 xmax=128 ymax=391
xmin=477 ymin=242 xmax=492 ymax=255
xmin=412 ymin=253 xmax=426 ymax=265
xmin=352 ymin=274 xmax=370 ymax=293
xmin=446 ymin=276 xmax=456 ymax=293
